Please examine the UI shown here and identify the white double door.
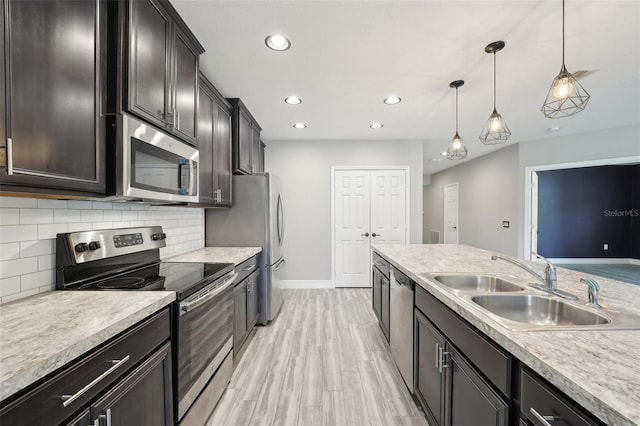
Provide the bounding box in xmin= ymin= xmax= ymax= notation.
xmin=333 ymin=168 xmax=408 ymax=287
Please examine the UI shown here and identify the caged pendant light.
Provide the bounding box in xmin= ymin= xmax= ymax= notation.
xmin=542 ymin=0 xmax=590 ymax=118
xmin=447 ymin=80 xmax=468 ymax=160
xmin=479 ymin=41 xmax=511 ymax=144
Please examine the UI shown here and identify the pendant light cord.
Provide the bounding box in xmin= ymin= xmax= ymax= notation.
xmin=493 ymin=53 xmax=497 ymax=110
xmin=455 ymin=87 xmax=459 ymax=132
xmin=562 ymin=0 xmax=565 ymax=66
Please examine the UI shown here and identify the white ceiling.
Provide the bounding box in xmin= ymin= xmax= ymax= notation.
xmin=171 ymin=0 xmax=640 ymax=175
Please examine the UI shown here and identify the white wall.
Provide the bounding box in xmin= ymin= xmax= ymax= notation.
xmin=265 ymin=139 xmax=423 ymax=281
xmin=0 ymin=196 xmax=204 ymax=304
xmin=422 ymin=124 xmax=640 ymax=259
xmin=423 ymin=144 xmax=520 ymax=256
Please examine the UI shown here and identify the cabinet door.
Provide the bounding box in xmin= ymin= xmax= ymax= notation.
xmin=91 ymin=342 xmax=173 ymax=426
xmin=448 ymin=346 xmax=509 ymax=426
xmin=214 ymin=101 xmax=232 ymax=205
xmin=246 ymin=270 xmax=260 ymax=331
xmin=233 ymin=281 xmax=248 ymax=355
xmin=372 ymin=267 xmax=382 ymax=322
xmin=415 ymin=310 xmax=447 ymax=426
xmin=380 ymin=274 xmax=390 ymax=342
xmin=128 ymin=0 xmax=170 ymax=130
xmin=2 ymin=0 xmax=105 ymax=194
xmin=197 ymin=85 xmax=214 ymax=204
xmin=235 ymin=108 xmax=252 ymax=174
xmin=251 ymin=125 xmax=261 ymax=173
xmin=171 ymin=26 xmax=198 ymax=145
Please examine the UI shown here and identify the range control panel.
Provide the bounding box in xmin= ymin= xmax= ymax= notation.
xmin=62 ymin=226 xmax=167 ymax=264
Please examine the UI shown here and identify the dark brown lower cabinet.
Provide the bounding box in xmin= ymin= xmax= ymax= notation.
xmin=372 ymin=266 xmax=382 ymax=322
xmin=414 ymin=292 xmax=509 ymax=426
xmin=233 ymin=255 xmax=261 ymax=356
xmin=246 ymin=269 xmax=260 ymax=331
xmin=380 ymin=274 xmax=390 ymax=342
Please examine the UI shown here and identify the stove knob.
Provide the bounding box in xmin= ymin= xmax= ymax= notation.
xmin=152 ymin=233 xmax=160 ymax=241
xmin=74 ymin=243 xmax=88 ymax=253
xmin=88 ymin=241 xmax=101 ymax=251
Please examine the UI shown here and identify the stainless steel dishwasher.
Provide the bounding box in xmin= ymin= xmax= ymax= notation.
xmin=390 ymin=266 xmax=415 ymax=392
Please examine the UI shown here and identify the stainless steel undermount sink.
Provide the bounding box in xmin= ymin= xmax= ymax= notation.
xmin=471 ymin=294 xmax=610 ymax=327
xmin=432 ymin=275 xmax=524 ymax=293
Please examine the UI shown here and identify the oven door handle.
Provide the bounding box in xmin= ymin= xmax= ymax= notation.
xmin=179 ymin=271 xmax=238 ymax=315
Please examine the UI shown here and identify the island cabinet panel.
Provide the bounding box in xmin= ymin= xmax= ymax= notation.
xmin=414 ymin=285 xmax=511 ymax=426
xmin=520 ymin=368 xmax=604 ymax=426
xmin=372 ymin=252 xmax=391 ymax=341
xmin=1 ymin=0 xmax=106 ymax=195
xmin=0 ymin=308 xmax=172 ymax=425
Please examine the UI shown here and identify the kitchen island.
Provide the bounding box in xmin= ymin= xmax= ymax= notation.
xmin=373 ymin=243 xmax=640 ymax=426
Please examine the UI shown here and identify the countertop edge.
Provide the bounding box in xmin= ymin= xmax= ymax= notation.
xmin=165 ymin=247 xmax=262 ymax=265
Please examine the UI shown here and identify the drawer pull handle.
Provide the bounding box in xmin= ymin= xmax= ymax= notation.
xmin=61 ymin=356 xmax=130 ymax=407
xmin=243 ymin=264 xmax=257 ymax=272
xmin=530 ymin=407 xmax=561 ymax=425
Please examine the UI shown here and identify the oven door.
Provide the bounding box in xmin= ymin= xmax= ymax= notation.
xmin=175 ymin=271 xmax=236 ymax=421
xmin=119 ymin=114 xmax=199 ymax=203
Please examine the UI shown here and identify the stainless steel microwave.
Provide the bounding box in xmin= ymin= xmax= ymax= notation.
xmin=108 ymin=114 xmax=199 ymax=203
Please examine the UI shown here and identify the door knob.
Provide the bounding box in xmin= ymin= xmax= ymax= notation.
xmin=361 ymin=233 xmax=370 ymax=237
xmin=372 ymin=233 xmax=380 ymax=237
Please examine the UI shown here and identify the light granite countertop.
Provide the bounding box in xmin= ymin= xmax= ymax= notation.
xmin=373 ymin=243 xmax=640 ymax=426
xmin=0 ymin=291 xmax=175 ymax=402
xmin=166 ymin=247 xmax=262 ymax=265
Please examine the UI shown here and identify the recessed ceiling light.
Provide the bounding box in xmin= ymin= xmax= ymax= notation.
xmin=370 ymin=123 xmax=383 ymax=129
xmin=293 ymin=123 xmax=307 ymax=129
xmin=265 ymin=34 xmax=291 ymax=51
xmin=285 ymin=96 xmax=302 ymax=105
xmin=430 ymin=158 xmax=444 ymax=162
xmin=547 ymin=126 xmax=561 ymax=132
xmin=384 ymin=96 xmax=401 ymax=105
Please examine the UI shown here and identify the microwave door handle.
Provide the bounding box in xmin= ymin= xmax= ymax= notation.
xmin=177 ymin=162 xmax=184 ymax=193
xmin=189 ymin=159 xmax=196 ymax=196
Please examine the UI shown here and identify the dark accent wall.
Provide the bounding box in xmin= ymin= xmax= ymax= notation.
xmin=631 ymin=165 xmax=640 ymax=259
xmin=537 ymin=165 xmax=636 ymax=258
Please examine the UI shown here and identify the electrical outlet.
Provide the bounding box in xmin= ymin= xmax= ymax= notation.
xmin=604 ymin=243 xmax=609 ymax=250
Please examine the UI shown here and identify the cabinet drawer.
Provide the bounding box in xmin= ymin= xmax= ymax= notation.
xmin=372 ymin=252 xmax=390 ymax=279
xmin=0 ymin=308 xmax=170 ymax=426
xmin=236 ymin=255 xmax=259 ymax=283
xmin=520 ymin=368 xmax=602 ymax=426
xmin=415 ymin=285 xmax=512 ymax=397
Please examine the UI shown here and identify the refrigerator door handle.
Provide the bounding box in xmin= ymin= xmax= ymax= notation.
xmin=273 ymin=258 xmax=286 ymax=271
xmin=277 ymin=193 xmax=285 ymax=245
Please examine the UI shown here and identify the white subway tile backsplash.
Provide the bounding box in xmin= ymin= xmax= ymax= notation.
xmin=20 ymin=208 xmax=54 ymax=225
xmin=37 ymin=199 xmax=69 ymax=209
xmin=0 ymin=242 xmax=21 ymax=261
xmin=0 ymin=225 xmax=38 ymax=243
xmin=0 ymin=276 xmax=21 ymax=297
xmin=20 ymin=240 xmax=54 ymax=258
xmin=68 ymin=200 xmax=94 ymax=210
xmin=0 ymin=196 xmax=204 ymax=304
xmin=0 ymin=257 xmax=39 ymax=279
xmin=0 ymin=208 xmax=20 ymax=225
xmin=37 ymin=224 xmax=69 ymax=240
xmin=54 ymin=209 xmax=81 ymax=224
xmin=38 ymin=254 xmax=55 ymax=271
xmin=21 ymin=270 xmax=54 ymax=291
xmin=80 ymin=210 xmax=103 ymax=223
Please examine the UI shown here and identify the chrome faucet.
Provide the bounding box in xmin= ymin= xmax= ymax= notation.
xmin=491 ymin=253 xmax=577 ymax=300
xmin=580 ymin=278 xmax=602 ymax=309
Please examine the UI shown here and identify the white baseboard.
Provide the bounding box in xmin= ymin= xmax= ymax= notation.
xmin=280 ymin=280 xmax=335 ymax=289
xmin=549 ymin=258 xmax=640 ymax=265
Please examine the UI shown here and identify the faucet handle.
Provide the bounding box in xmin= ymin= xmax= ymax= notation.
xmin=580 ymin=278 xmax=602 ymax=309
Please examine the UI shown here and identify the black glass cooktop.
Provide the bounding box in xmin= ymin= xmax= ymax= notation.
xmin=77 ymin=262 xmax=234 ymax=300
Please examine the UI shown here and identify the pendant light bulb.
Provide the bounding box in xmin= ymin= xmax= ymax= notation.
xmin=542 ymin=0 xmax=590 ymax=118
xmin=480 ymin=41 xmax=510 ymax=145
xmin=447 ymin=80 xmax=468 ymax=160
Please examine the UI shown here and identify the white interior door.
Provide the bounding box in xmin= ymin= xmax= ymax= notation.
xmin=333 ymin=168 xmax=407 ymax=288
xmin=334 ymin=171 xmax=371 ymax=287
xmin=444 ymin=183 xmax=459 ymax=244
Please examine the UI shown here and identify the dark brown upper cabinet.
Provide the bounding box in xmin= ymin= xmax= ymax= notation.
xmin=198 ymin=73 xmax=232 ymax=207
xmin=1 ymin=0 xmax=107 ymax=196
xmin=121 ymin=0 xmax=203 ymax=146
xmin=227 ymin=99 xmax=262 ymax=175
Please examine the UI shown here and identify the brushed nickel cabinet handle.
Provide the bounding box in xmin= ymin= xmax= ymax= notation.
xmin=61 ymin=356 xmax=130 ymax=407
xmin=530 ymin=407 xmax=559 ymax=425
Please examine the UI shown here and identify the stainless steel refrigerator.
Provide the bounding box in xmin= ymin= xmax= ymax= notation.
xmin=205 ymin=173 xmax=285 ymax=324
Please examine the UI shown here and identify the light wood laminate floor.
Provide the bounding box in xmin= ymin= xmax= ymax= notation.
xmin=207 ymin=288 xmax=428 ymax=426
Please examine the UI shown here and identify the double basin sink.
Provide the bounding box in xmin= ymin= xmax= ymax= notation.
xmin=424 ymin=274 xmax=640 ymax=331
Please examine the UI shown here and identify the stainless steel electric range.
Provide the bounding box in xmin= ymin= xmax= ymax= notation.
xmin=56 ymin=226 xmax=236 ymax=425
